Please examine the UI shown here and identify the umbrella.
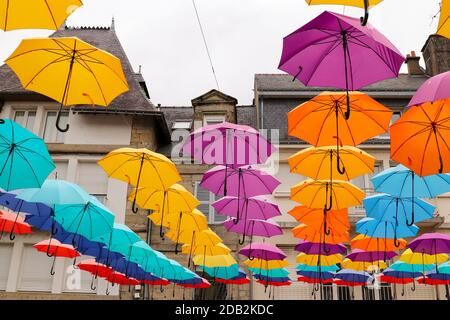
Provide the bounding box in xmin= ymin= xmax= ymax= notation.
xmin=296 ymin=253 xmax=343 ymax=266
xmin=0 ymin=210 xmax=32 ymax=239
xmin=77 ymin=259 xmax=113 ymax=279
xmin=297 ymin=276 xmax=333 ymax=284
xmin=0 ymin=119 xmax=55 ymax=191
xmin=437 ymin=0 xmax=450 ymax=39
xmin=193 ymin=254 xmax=237 ymax=268
xmin=289 ymin=145 xmax=375 ymax=181
xmin=333 ymin=279 xmax=367 ymax=287
xmin=224 ymin=218 xmax=283 ymax=245
xmin=304 ymin=0 xmax=383 ymax=26
xmin=239 ymin=243 xmax=287 ymax=261
xmin=181 ymin=243 xmax=230 ymax=257
xmin=364 ymin=193 xmax=435 ymax=227
xmin=251 ymin=268 xmax=290 ymax=279
xmin=380 ymin=275 xmax=415 ymax=285
xmin=418 ymin=277 xmax=450 ymax=286
xmin=408 ymin=70 xmax=450 ymax=108
xmin=356 ymin=218 xmax=419 ymax=246
xmin=99 ymin=148 xmax=181 ymax=213
xmin=0 ymin=0 xmax=82 ymax=31
xmin=295 ymin=240 xmax=347 ymax=255
xmin=212 ymin=196 xmax=281 ymax=220
xmin=182 ymin=122 xmax=275 ymax=168
xmin=287 ymin=92 xmax=392 ymax=172
xmin=292 ymin=224 xmax=349 ymax=245
xmin=6 ymin=37 xmax=129 ymax=132
xmin=289 ymin=206 xmax=349 ymax=236
xmin=106 ymin=272 xmax=140 ymax=286
xmin=391 ymin=100 xmax=450 ymax=176
xmin=335 ymin=269 xmax=372 ymax=284
xmin=399 ymin=249 xmax=448 ymax=266
xmin=256 ymin=280 xmax=291 ymax=287
xmin=372 ymin=165 xmax=450 ymax=225
xmin=346 ymin=249 xmax=397 ymax=262
xmin=351 ymin=234 xmax=407 ymax=251
xmin=244 ymin=259 xmax=289 ymax=270
xmin=342 ymin=258 xmax=387 ymax=271
xmin=198 ymin=265 xmax=240 ymax=280
xmin=296 ymin=264 xmax=340 ymax=272
xmin=177 ymin=279 xmax=211 ymax=289
xmin=279 ymin=11 xmax=404 ymax=118
xmin=390 ymin=261 xmax=436 ymax=274
xmin=408 ymin=233 xmax=450 ymax=255
xmin=34 ymin=239 xmax=79 ymax=275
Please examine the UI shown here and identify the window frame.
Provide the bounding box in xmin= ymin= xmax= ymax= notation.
xmin=193 ymin=182 xmax=226 ymax=225
xmin=203 ymin=114 xmax=226 ymax=127
xmin=43 ymin=110 xmax=69 ymax=144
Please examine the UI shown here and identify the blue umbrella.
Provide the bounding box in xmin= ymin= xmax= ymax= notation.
xmin=356 ymin=217 xmax=419 ymax=246
xmin=363 ymin=194 xmax=435 ymax=225
xmin=335 ymin=269 xmax=372 ymax=283
xmin=253 ymin=274 xmax=290 ymax=283
xmin=0 ymin=119 xmax=55 ymax=191
xmin=426 ymin=270 xmax=450 ymax=281
xmin=297 ymin=270 xmax=335 ymax=280
xmin=383 ymin=269 xmax=423 ymax=279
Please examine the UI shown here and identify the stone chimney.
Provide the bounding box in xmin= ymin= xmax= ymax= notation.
xmin=422 ymin=34 xmax=450 ymax=76
xmin=405 ymin=51 xmax=424 ymax=76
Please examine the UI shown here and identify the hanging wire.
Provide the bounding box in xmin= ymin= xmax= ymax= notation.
xmin=191 ymin=0 xmax=220 ymax=90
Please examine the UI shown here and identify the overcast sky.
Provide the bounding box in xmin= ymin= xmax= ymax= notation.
xmin=0 ymin=0 xmax=441 ymax=105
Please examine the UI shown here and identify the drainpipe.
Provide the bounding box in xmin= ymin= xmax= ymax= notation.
xmin=260 ymin=97 xmax=264 ymax=130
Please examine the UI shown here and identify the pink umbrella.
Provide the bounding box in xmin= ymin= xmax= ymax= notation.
xmin=408 ymin=70 xmax=450 ymax=107
xmin=278 ymin=11 xmax=404 ymax=119
xmin=182 ymin=122 xmax=276 ymax=167
xmin=346 ymin=249 xmax=397 ymax=262
xmin=295 ymin=240 xmax=347 ymax=255
xmin=212 ymin=196 xmax=281 ymax=220
xmin=224 ymin=218 xmax=283 ymax=245
xmin=239 ymin=242 xmax=287 ymax=261
xmin=408 ymin=233 xmax=450 ymax=255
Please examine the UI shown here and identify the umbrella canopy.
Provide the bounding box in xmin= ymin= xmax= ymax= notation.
xmin=93 ymin=223 xmax=141 ymax=258
xmin=239 ymin=243 xmax=287 ymax=261
xmin=427 ymin=271 xmax=450 ymax=281
xmin=408 ymin=233 xmax=450 ymax=255
xmin=0 ymin=119 xmax=55 ymax=191
xmin=181 ymin=243 xmax=230 ymax=257
xmin=224 ymin=218 xmax=283 ymax=238
xmin=342 ymin=258 xmax=387 ymax=271
xmin=212 ymin=196 xmax=281 ymax=220
xmin=296 ymin=253 xmax=343 ymax=266
xmin=254 ymin=274 xmax=291 ymax=283
xmin=380 ymin=275 xmax=414 ymax=285
xmin=297 ymin=264 xmax=340 ymax=272
xmin=193 ymin=254 xmax=237 ymax=268
xmin=297 ymin=270 xmax=335 ymax=280
xmin=198 ymin=265 xmax=240 ymax=280
xmin=346 ymin=249 xmax=397 ymax=262
xmin=289 ymin=206 xmax=349 ymax=236
xmin=244 ymin=259 xmax=289 ymax=270
xmin=106 ymin=272 xmax=140 ymax=286
xmin=333 ymin=279 xmax=367 ymax=287
xmin=399 ymin=249 xmax=448 ymax=265
xmin=291 ymin=179 xmax=364 ymax=211
xmin=33 ymin=239 xmax=79 ymax=258
xmin=438 ymin=0 xmax=450 ymax=39
xmin=351 ymin=234 xmax=407 ymax=251
xmin=17 ymin=180 xmax=91 ymax=205
xmin=390 ymin=261 xmax=435 ymax=273
xmin=297 ymin=276 xmax=333 ymax=284
xmin=418 ymin=277 xmax=450 ymax=285
xmin=167 ymin=229 xmax=222 ymax=249
xmin=77 ymin=259 xmax=113 ymax=279
xmin=0 ymin=0 xmax=83 ymax=31
xmin=250 ymin=268 xmax=290 ymax=278
xmin=177 ymin=279 xmax=211 ymax=289
xmin=363 ymin=193 xmax=435 ymax=226
xmin=0 ymin=191 xmax=52 ymax=219
xmin=295 ymin=240 xmax=347 ymax=255
xmin=335 ymin=269 xmax=372 ymax=283
xmin=0 ymin=210 xmax=32 ymax=237
xmin=372 ymin=164 xmax=450 ymax=198
xmin=408 ymin=70 xmax=450 ymax=108
xmin=6 ymin=37 xmax=129 ymax=132
xmin=292 ymin=224 xmax=349 ymax=245
xmin=356 ymin=218 xmax=419 ymax=243
xmin=182 ymin=122 xmax=276 ymax=166
xmin=289 ymin=145 xmax=375 ymax=181
xmin=436 ymin=262 xmax=450 ymax=274
xmin=279 ymin=10 xmax=403 ymax=117
xmin=391 ymin=100 xmax=450 ymax=176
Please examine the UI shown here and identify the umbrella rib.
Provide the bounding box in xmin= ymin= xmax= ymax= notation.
xmin=391 ymin=126 xmax=433 ymax=158
xmin=11 ymin=147 xmax=42 ymax=186
xmin=336 ymin=104 xmax=357 ymax=145
xmin=419 ymin=129 xmax=435 ymax=175
xmin=75 ymin=56 xmax=109 ymax=105
xmin=313 ymin=105 xmax=335 ymax=146
xmin=15 ymin=144 xmax=55 ymax=168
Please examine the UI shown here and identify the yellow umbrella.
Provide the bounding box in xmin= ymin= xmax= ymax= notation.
xmin=0 ymin=0 xmax=83 ymax=31
xmin=438 ymin=0 xmax=450 ymax=39
xmin=399 ymin=249 xmax=448 ymax=265
xmin=166 ymin=228 xmax=222 ymax=247
xmin=193 ymin=254 xmax=237 ymax=268
xmin=291 ymin=179 xmax=364 ymax=211
xmin=342 ymin=258 xmax=387 ymax=271
xmin=296 ymin=253 xmax=343 ymax=266
xmin=244 ymin=258 xmax=289 ymax=270
xmin=6 ymin=37 xmax=129 ymax=132
xmin=181 ymin=243 xmax=231 ymax=256
xmin=288 ymin=146 xmax=375 ymax=181
xmin=98 ymin=148 xmax=181 ymax=214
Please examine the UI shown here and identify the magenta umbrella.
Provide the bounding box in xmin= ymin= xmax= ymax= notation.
xmin=346 ymin=249 xmax=397 ymax=262
xmin=278 ymin=11 xmax=404 ymax=119
xmin=212 ymin=196 xmax=281 ymax=220
xmin=295 ymin=240 xmax=347 ymax=255
xmin=408 ymin=233 xmax=450 ymax=255
xmin=224 ymin=218 xmax=283 ymax=245
xmin=182 ymin=122 xmax=276 ymax=167
xmin=408 ymin=70 xmax=450 ymax=107
xmin=239 ymin=243 xmax=287 ymax=261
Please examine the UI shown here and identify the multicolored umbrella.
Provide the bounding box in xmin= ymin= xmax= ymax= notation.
xmin=399 ymin=249 xmax=448 ymax=266
xmin=335 ymin=269 xmax=372 ymax=284
xmin=279 ymin=11 xmax=404 ymax=119
xmin=0 ymin=119 xmax=55 ymax=191
xmin=408 ymin=233 xmax=450 ymax=255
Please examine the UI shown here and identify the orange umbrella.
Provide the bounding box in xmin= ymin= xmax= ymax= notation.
xmin=391 ymin=100 xmax=450 ymax=176
xmin=292 ymin=224 xmax=349 ymax=245
xmin=0 ymin=210 xmax=32 ymax=240
xmin=351 ymin=234 xmax=407 ymax=251
xmin=288 ymin=92 xmax=392 ymax=172
xmin=289 ymin=206 xmax=350 ymax=235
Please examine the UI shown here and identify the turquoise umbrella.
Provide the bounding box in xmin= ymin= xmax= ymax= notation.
xmin=390 ymin=261 xmax=435 ymax=273
xmin=296 ymin=264 xmax=340 ymax=272
xmin=93 ymin=223 xmax=141 ymax=258
xmin=248 ymin=267 xmax=290 ymax=278
xmin=198 ymin=264 xmax=240 ymax=280
xmin=0 ymin=119 xmax=55 ymax=191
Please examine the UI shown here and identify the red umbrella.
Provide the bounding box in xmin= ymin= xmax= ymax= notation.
xmin=177 ymin=279 xmax=211 ymax=289
xmin=0 ymin=210 xmax=32 ymax=240
xmin=257 ymin=280 xmax=291 ymax=287
xmin=297 ymin=276 xmax=333 ymax=284
xmin=34 ymin=239 xmax=80 ymax=276
xmin=144 ymin=279 xmax=171 ymax=286
xmin=107 ymin=272 xmax=140 ymax=286
xmin=77 ymin=259 xmax=113 ymax=291
xmin=380 ymin=275 xmax=414 ymax=285
xmin=333 ymin=279 xmax=367 ymax=287
xmin=417 ymin=277 xmax=450 ymax=285
xmin=216 ymin=277 xmax=250 ymax=285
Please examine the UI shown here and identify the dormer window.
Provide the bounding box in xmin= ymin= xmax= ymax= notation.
xmin=203 ymin=114 xmax=225 ymax=126
xmin=172 ymin=121 xmax=192 ymax=130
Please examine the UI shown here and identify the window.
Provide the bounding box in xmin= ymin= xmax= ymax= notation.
xmin=48 ymin=161 xmax=69 ymax=180
xmin=43 ymin=111 xmax=69 ymax=143
xmin=76 ymin=162 xmax=109 ymax=203
xmin=203 ymin=115 xmax=225 ymax=126
xmin=362 ymin=286 xmax=376 ymax=300
xmin=321 ymin=283 xmax=334 ymax=300
xmin=338 ymin=286 xmax=352 ymax=300
xmin=0 ymin=244 xmax=13 ymax=290
xmin=18 ymin=245 xmax=53 ymax=292
xmin=63 ymin=255 xmax=96 ymax=293
xmin=172 ymin=121 xmax=192 ymax=130
xmin=378 ymin=283 xmax=393 ymax=300
xmin=14 ymin=110 xmax=36 ymax=132
xmin=194 ymin=182 xmax=226 ymax=224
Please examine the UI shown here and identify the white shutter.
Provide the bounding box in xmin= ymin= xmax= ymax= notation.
xmin=63 ymin=255 xmax=96 ymax=293
xmin=18 ymin=245 xmax=53 ymax=292
xmin=77 ymin=162 xmax=108 ymax=195
xmin=194 ymin=182 xmax=211 ymax=219
xmin=0 ymin=244 xmax=13 ymax=290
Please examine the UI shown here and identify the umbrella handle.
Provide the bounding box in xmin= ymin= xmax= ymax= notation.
xmin=394 ymin=237 xmax=401 ymax=248
xmin=50 ymin=256 xmax=56 ymax=276
xmin=401 ymin=285 xmax=405 ymax=296
xmin=0 ymin=119 xmax=4 ymax=124
xmin=159 ymin=225 xmax=165 ymax=239
xmin=9 ymin=231 xmax=15 ymax=241
xmin=132 ymin=200 xmax=139 ymax=214
xmin=323 ymin=209 xmax=331 ymax=236
xmin=291 ymin=66 xmax=303 ymax=82
xmin=411 ymin=280 xmax=416 ymax=292
xmin=91 ymin=274 xmax=97 ymax=291
xmin=46 ymin=237 xmax=55 ymax=258
xmin=406 ymin=179 xmax=415 ymax=227
xmin=56 ymin=103 xmax=70 ymax=133
xmin=106 ymin=283 xmax=111 ymax=296
xmin=239 ymin=234 xmax=246 ymax=245
xmin=360 ymin=0 xmax=369 ymax=26
xmin=51 ymin=219 xmax=58 ymax=236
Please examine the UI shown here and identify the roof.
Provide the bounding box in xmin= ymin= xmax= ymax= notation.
xmin=0 ymin=26 xmax=155 ymax=113
xmin=255 ymin=73 xmax=429 ymax=94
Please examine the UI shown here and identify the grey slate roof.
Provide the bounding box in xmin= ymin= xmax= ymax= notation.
xmin=0 ymin=26 xmax=155 ymax=113
xmin=160 ymin=106 xmax=194 ymax=130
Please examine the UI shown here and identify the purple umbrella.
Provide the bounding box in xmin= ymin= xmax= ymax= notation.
xmin=408 ymin=233 xmax=450 ymax=255
xmin=278 ymin=11 xmax=404 ymax=119
xmin=224 ymin=218 xmax=283 ymax=245
xmin=346 ymin=249 xmax=397 ymax=262
xmin=295 ymin=240 xmax=347 ymax=255
xmin=212 ymin=196 xmax=281 ymax=220
xmin=408 ymin=70 xmax=450 ymax=107
xmin=239 ymin=243 xmax=287 ymax=261
xmin=182 ymin=122 xmax=276 ymax=167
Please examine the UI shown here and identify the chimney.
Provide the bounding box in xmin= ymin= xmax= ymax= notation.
xmin=422 ymin=34 xmax=450 ymax=76
xmin=405 ymin=51 xmax=424 ymax=76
